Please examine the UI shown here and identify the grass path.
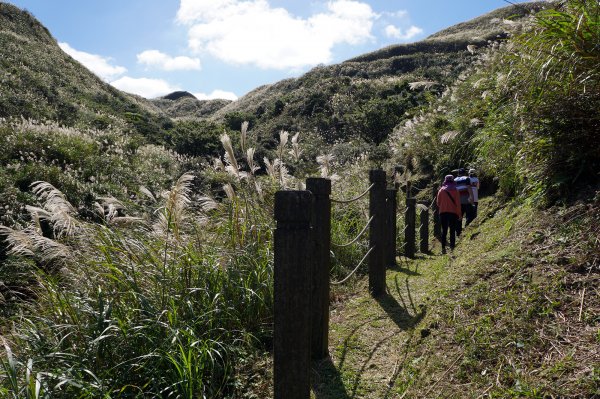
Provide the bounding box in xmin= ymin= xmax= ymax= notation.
xmin=311 ymin=249 xmax=452 ymax=398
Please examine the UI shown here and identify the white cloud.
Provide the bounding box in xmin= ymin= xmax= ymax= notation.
xmin=59 ymin=42 xmax=127 ymax=81
xmin=110 ymin=76 xmax=180 ymax=98
xmin=384 ymin=24 xmax=423 ymax=41
xmin=137 ymin=50 xmax=201 ymax=71
xmin=193 ymin=89 xmax=238 ymax=101
xmin=177 ymin=0 xmax=376 ymax=70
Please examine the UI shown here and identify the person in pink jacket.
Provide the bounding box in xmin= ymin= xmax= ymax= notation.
xmin=436 ymin=175 xmax=462 ymax=254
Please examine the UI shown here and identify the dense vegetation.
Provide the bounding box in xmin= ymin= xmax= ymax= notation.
xmin=392 ymin=0 xmax=600 ymax=203
xmin=0 ymin=0 xmax=598 ymax=397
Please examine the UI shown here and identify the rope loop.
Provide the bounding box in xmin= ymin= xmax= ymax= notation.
xmin=331 ymin=216 xmax=373 ymax=248
xmin=331 ymin=184 xmax=374 ymax=205
xmin=331 ymin=246 xmax=374 ymax=285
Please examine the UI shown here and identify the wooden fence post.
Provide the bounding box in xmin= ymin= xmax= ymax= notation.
xmin=306 ymin=177 xmax=331 ymax=360
xmin=404 ymin=197 xmax=416 ymax=258
xmin=386 ymin=188 xmax=397 ymax=266
xmin=369 ymin=170 xmax=386 ymax=297
xmin=432 ymin=186 xmax=441 ymax=241
xmin=274 ymin=190 xmax=313 ymax=399
xmin=420 ymin=206 xmax=429 ymax=253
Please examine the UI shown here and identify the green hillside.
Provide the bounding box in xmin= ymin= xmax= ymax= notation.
xmin=0 ymin=0 xmax=598 ymax=397
xmin=0 ymin=3 xmax=174 ymax=143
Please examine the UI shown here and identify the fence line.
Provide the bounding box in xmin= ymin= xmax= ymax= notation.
xmin=273 ymin=172 xmax=435 ymax=399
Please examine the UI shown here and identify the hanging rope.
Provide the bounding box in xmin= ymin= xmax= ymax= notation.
xmin=332 ymin=216 xmax=373 ymax=248
xmin=331 ymin=246 xmax=374 ymax=285
xmin=331 ymin=184 xmax=374 ymax=204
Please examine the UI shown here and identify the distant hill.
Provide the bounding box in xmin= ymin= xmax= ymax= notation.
xmin=0 ymin=2 xmax=172 ymax=143
xmin=162 ymin=91 xmax=197 ymax=101
xmin=151 ymin=92 xmax=231 ymax=119
xmin=205 ymin=2 xmax=546 ymax=147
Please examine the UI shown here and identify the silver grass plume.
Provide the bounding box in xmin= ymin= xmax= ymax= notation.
xmin=408 ymin=81 xmax=438 ymax=91
xmin=0 ymin=226 xmax=71 ymax=264
xmin=198 ymin=195 xmax=219 ymax=213
xmin=264 ymin=157 xmax=277 ymax=179
xmin=240 ymin=121 xmax=249 ymax=153
xmin=246 ymin=148 xmax=260 ymax=175
xmin=316 ymin=153 xmax=334 ymax=178
xmin=254 ymin=180 xmax=264 ymax=201
xmin=277 ymin=130 xmax=289 ymax=160
xmin=96 ymin=197 xmax=144 ymax=226
xmin=139 ymin=185 xmax=157 ymax=202
xmin=289 ymin=132 xmax=302 ymax=162
xmin=278 ymin=162 xmax=291 ymax=188
xmin=29 ymin=181 xmax=79 ymax=238
xmin=154 ymin=172 xmax=194 ymax=238
xmin=440 ymin=130 xmax=460 ymax=144
xmin=220 ymin=133 xmax=239 ymax=178
xmin=223 ymin=183 xmax=236 ymax=201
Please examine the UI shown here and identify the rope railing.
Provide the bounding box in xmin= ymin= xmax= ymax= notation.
xmin=331 ymin=183 xmax=374 ymax=204
xmin=331 ymin=246 xmax=375 ymax=285
xmin=332 ymin=216 xmax=373 ymax=248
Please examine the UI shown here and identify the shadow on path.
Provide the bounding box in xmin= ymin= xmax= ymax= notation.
xmin=376 ymin=292 xmax=426 ymax=331
xmin=312 ymin=356 xmax=352 ymax=399
xmin=388 ymin=263 xmax=421 ymax=276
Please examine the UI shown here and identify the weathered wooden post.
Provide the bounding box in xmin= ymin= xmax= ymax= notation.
xmin=274 ymin=190 xmax=313 ymax=399
xmin=386 ymin=188 xmax=397 ymax=266
xmin=369 ymin=170 xmax=386 ymax=297
xmin=306 ymin=177 xmax=331 ymax=360
xmin=419 ymin=205 xmax=429 ymax=253
xmin=404 ymin=197 xmax=416 ymax=258
xmin=432 ymin=186 xmax=441 ymax=240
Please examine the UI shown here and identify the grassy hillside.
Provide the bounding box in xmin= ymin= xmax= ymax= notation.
xmin=205 ymin=3 xmax=546 ymax=149
xmin=0 ymin=3 xmax=173 ymax=143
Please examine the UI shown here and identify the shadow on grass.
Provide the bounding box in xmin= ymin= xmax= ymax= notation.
xmin=311 ymin=356 xmax=352 ymax=399
xmin=388 ymin=263 xmax=422 ymax=276
xmin=375 ymin=291 xmax=426 ymax=332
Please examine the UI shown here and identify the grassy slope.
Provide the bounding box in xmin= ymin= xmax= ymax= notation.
xmin=312 ymin=194 xmax=599 ymax=398
xmin=0 ymin=2 xmax=171 ymax=142
xmin=208 ymin=3 xmax=545 ymax=118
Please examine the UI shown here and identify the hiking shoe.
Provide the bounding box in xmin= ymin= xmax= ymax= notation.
xmin=442 ymin=248 xmax=447 ymax=254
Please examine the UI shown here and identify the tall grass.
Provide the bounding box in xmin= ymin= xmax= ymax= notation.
xmin=0 ymin=128 xmax=277 ymax=397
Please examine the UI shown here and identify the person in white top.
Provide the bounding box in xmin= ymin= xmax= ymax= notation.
xmin=466 ymin=169 xmax=480 ymax=226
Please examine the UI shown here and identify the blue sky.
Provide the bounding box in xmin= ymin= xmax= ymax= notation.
xmin=7 ymin=0 xmax=527 ymax=100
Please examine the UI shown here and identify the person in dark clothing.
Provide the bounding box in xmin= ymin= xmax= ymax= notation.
xmin=467 ymin=168 xmax=480 ymax=225
xmin=436 ymin=175 xmax=461 ymax=254
xmin=454 ymin=168 xmax=473 ymax=236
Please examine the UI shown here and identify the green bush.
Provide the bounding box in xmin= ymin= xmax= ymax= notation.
xmin=169 ymin=119 xmax=223 ymax=158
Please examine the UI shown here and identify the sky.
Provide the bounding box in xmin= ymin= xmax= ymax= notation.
xmin=6 ymin=0 xmax=526 ymax=100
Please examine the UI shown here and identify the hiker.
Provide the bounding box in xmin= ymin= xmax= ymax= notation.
xmin=467 ymin=168 xmax=480 ymax=225
xmin=436 ymin=175 xmax=461 ymax=254
xmin=454 ymin=168 xmax=473 ymax=236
